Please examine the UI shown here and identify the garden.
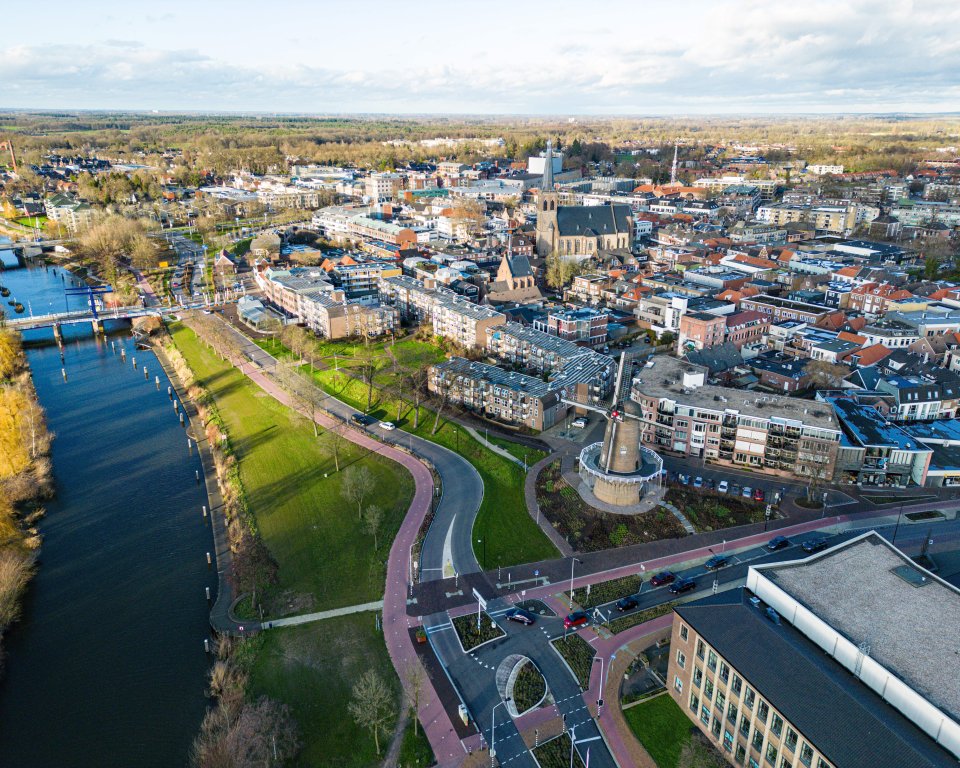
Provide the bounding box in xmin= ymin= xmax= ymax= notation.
xmin=607 ymin=602 xmax=678 ymax=635
xmin=512 ymin=661 xmax=547 ymax=714
xmin=532 ymin=733 xmax=585 ymax=768
xmin=550 ymin=633 xmax=596 ymax=690
xmin=537 ymin=460 xmax=687 ymax=551
xmin=452 ymin=611 xmax=505 ymax=652
xmin=565 ymin=573 xmax=642 ymax=610
xmin=664 ymin=486 xmax=767 ymax=531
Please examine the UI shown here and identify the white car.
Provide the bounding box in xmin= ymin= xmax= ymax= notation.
xmin=571 ymin=417 xmax=589 ymax=428
xmin=717 ymin=480 xmax=729 ymax=494
xmin=379 ymin=421 xmax=396 ymax=431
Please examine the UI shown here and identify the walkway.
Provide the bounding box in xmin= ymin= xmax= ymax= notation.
xmin=524 ymin=453 xmax=575 ymax=558
xmin=181 ymin=315 xmax=469 ymax=767
xmin=462 ymin=425 xmax=524 ymax=468
xmin=263 ymin=600 xmax=385 ymax=629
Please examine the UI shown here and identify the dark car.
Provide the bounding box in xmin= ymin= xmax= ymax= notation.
xmin=766 ymin=535 xmax=790 ymax=551
xmin=753 ymin=487 xmax=765 ymax=502
xmin=505 ymin=607 xmax=536 ymax=625
xmin=616 ymin=595 xmax=639 ymax=612
xmin=731 ymin=484 xmax=742 ymax=497
xmin=802 ymin=537 xmax=829 ymax=554
xmin=351 ymin=413 xmax=376 ymax=426
xmin=563 ymin=611 xmax=589 ymax=629
xmin=650 ymin=571 xmax=677 ymax=587
xmin=704 ymin=554 xmax=729 ymax=571
xmin=670 ymin=577 xmax=697 ymax=594
xmin=707 ymin=478 xmax=717 ymax=491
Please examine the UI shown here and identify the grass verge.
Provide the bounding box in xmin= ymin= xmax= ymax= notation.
xmin=623 ymin=694 xmax=694 ymax=768
xmin=532 ymin=733 xmax=585 ymax=768
xmin=565 ymin=574 xmax=642 ymax=610
xmin=550 ymin=634 xmax=596 ymax=690
xmin=398 ymin=718 xmax=435 ymax=768
xmin=607 ymin=602 xmax=678 ymax=635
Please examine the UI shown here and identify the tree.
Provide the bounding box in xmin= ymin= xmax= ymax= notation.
xmin=406 ymin=366 xmax=430 ymax=430
xmin=658 ymin=331 xmax=676 ymax=348
xmin=341 ymin=465 xmax=375 ymax=520
xmin=403 ymin=660 xmax=431 ymax=736
xmin=677 ymin=733 xmax=727 ymax=768
xmin=805 ymin=359 xmax=850 ymax=389
xmin=328 ymin=421 xmax=347 ymax=473
xmin=353 ymin=348 xmax=386 ymax=410
xmin=363 ymin=503 xmax=384 ymax=550
xmin=348 ymin=669 xmax=395 ymax=756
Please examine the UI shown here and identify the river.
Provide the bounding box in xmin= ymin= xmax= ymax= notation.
xmin=0 ymin=263 xmax=216 ymax=767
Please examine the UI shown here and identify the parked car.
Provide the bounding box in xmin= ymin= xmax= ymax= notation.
xmin=563 ymin=611 xmax=589 ymax=629
xmin=707 ymin=478 xmax=716 ymax=491
xmin=801 ymin=537 xmax=829 ymax=554
xmin=670 ymin=577 xmax=697 ymax=594
xmin=650 ymin=571 xmax=677 ymax=587
xmin=693 ymin=476 xmax=704 ymax=488
xmin=678 ymin=474 xmax=690 ymax=486
xmin=571 ymin=417 xmax=589 ymax=429
xmin=742 ymin=486 xmax=753 ymax=498
xmin=717 ymin=480 xmax=729 ymax=494
xmin=616 ymin=595 xmax=639 ymax=611
xmin=351 ymin=413 xmax=376 ymax=426
xmin=379 ymin=421 xmax=397 ymax=431
xmin=767 ymin=535 xmax=790 ymax=551
xmin=505 ymin=607 xmax=536 ymax=625
xmin=704 ymin=554 xmax=729 ymax=571
xmin=731 ymin=484 xmax=741 ymax=497
xmin=753 ymin=488 xmax=766 ymax=502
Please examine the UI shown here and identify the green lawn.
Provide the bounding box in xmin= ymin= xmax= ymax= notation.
xmin=170 ymin=323 xmax=414 ymax=612
xmin=398 ymin=719 xmax=435 ymax=768
xmin=249 ymin=615 xmax=400 ymax=768
xmin=623 ymin=694 xmax=694 ymax=768
xmin=257 ymin=336 xmax=557 ymax=569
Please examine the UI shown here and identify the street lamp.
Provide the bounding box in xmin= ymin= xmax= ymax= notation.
xmin=892 ymin=498 xmax=906 ymax=545
xmin=569 ymin=557 xmax=583 ymax=609
xmin=593 ymin=656 xmax=606 ymax=713
xmin=477 ymin=538 xmax=487 ymax=566
xmin=490 ymin=698 xmax=511 ymax=766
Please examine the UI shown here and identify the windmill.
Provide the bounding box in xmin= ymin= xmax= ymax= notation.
xmin=562 ymin=351 xmax=664 ymax=506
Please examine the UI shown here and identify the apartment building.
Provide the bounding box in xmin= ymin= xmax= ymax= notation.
xmin=739 ymin=295 xmax=834 ymax=325
xmin=724 ymin=311 xmax=770 ymax=349
xmin=631 ymin=356 xmax=839 ymax=480
xmin=44 ymin=193 xmax=95 ymax=233
xmin=756 ymin=204 xmax=861 ymax=235
xmin=635 ymin=293 xmax=689 ymax=336
xmin=536 ymin=307 xmax=608 ymax=347
xmin=568 ymin=274 xmax=613 ymax=305
xmin=348 ymin=216 xmax=418 ymax=248
xmin=847 ymin=283 xmax=915 ymax=317
xmin=364 ymin=172 xmax=402 ymax=202
xmin=666 ymin=533 xmax=959 ymax=768
xmin=485 ymin=320 xmax=612 ymax=378
xmin=679 ymin=312 xmax=727 ymax=351
xmin=433 ymin=296 xmax=505 ymax=349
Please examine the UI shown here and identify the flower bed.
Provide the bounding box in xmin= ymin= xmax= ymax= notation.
xmin=537 ymin=460 xmax=687 ymax=551
xmin=452 ymin=611 xmax=505 ymax=652
xmin=512 ymin=661 xmax=547 ymax=715
xmin=664 ymin=487 xmax=766 ymax=531
xmin=532 ymin=733 xmax=585 ymax=768
xmin=564 ymin=574 xmax=642 ymax=610
xmin=607 ymin=602 xmax=678 ymax=635
xmin=550 ymin=634 xmax=596 ymax=690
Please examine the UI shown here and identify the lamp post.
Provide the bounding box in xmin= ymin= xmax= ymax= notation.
xmin=490 ymin=698 xmax=510 ymax=766
xmin=478 ymin=538 xmax=487 ymax=567
xmin=892 ymin=498 xmax=906 ymax=545
xmin=569 ymin=557 xmax=582 ymax=609
xmin=593 ymin=656 xmax=606 ymax=713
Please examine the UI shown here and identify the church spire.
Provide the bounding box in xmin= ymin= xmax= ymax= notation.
xmin=541 ymin=139 xmax=554 ymax=191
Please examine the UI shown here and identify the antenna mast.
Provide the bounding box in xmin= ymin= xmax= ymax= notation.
xmin=670 ymin=139 xmax=679 ymax=184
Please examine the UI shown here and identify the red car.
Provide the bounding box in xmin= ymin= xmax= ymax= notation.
xmin=753 ymin=488 xmax=765 ymax=502
xmin=649 ymin=571 xmax=677 ymax=587
xmin=563 ymin=611 xmax=589 ymax=630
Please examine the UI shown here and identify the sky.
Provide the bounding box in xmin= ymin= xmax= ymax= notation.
xmin=2 ymin=0 xmax=960 ymax=114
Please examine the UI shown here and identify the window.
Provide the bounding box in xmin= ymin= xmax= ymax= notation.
xmin=704 ymin=679 xmax=714 ymax=702
xmin=766 ymin=744 xmax=778 ymax=765
xmin=771 ymin=713 xmax=783 ymax=738
xmin=752 ymin=729 xmax=764 ymax=751
xmin=800 ymin=744 xmax=814 ymax=766
xmin=750 ymin=758 xmax=760 ymax=768
xmin=674 ymin=675 xmax=683 ymax=694
xmin=701 ymin=705 xmax=711 ymax=725
xmin=693 ymin=666 xmax=703 ymax=688
xmin=697 ymin=640 xmax=706 ymax=660
xmin=712 ymin=717 xmax=722 ymax=739
xmin=735 ymin=744 xmax=746 ymax=765
xmin=677 ymin=650 xmax=686 ymax=669
xmin=724 ymin=730 xmax=735 ymax=752
xmin=757 ymin=700 xmax=769 ymax=724
xmin=744 ymin=688 xmax=755 ymax=710
xmin=816 ymin=759 xmax=830 ymax=768
xmin=732 ymin=674 xmax=743 ymax=696
xmin=780 ymin=758 xmax=792 ymax=768
xmin=716 ymin=691 xmax=726 ymax=713
xmin=785 ymin=728 xmax=798 ymax=752
xmin=690 ymin=693 xmax=699 ymax=713
xmin=708 ymin=650 xmax=718 ymax=672
xmin=680 ymin=624 xmax=689 ymax=641
xmin=739 ymin=716 xmax=750 ymax=738
xmin=728 ymin=701 xmax=738 ymax=724
xmin=719 ymin=662 xmax=730 ymax=683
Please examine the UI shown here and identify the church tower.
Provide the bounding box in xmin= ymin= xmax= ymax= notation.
xmin=535 ymin=139 xmax=559 ymax=256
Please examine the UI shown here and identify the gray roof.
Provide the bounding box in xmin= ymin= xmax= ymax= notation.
xmin=556 ymin=204 xmax=632 ymax=239
xmin=506 ymin=254 xmax=533 ymax=278
xmin=677 ymin=590 xmax=956 ymax=768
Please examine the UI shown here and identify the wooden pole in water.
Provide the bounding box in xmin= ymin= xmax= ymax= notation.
xmin=202 ymin=505 xmax=207 ymax=518
xmin=206 ymin=552 xmax=212 ymax=567
xmin=61 ymin=367 xmax=67 ymax=382
xmin=155 ymin=376 xmax=160 ymax=390
xmin=143 ymin=366 xmax=148 ymax=379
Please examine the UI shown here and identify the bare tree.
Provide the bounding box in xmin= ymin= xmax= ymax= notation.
xmin=431 ymin=374 xmax=453 ymax=436
xmin=328 ymin=420 xmax=347 ymax=473
xmin=363 ymin=503 xmax=384 ymax=550
xmin=805 ymin=359 xmax=851 ymax=390
xmin=403 ymin=660 xmax=431 ymax=737
xmin=348 ymin=669 xmax=395 ymax=756
xmin=341 ymin=465 xmax=375 ymax=519
xmin=406 ymin=366 xmax=430 ymax=430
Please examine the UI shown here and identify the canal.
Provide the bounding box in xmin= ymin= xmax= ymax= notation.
xmin=0 ymin=264 xmax=216 ymax=767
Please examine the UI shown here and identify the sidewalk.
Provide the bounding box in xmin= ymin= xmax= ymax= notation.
xmin=264 ymin=600 xmax=384 ymax=629
xmin=463 ymin=425 xmax=524 ymax=468
xmin=524 ymin=453 xmax=575 ymax=558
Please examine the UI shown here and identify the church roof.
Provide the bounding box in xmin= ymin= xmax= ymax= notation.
xmin=506 ymin=254 xmax=533 ymax=278
xmin=556 ymin=204 xmax=632 ymax=239
xmin=541 ymin=140 xmax=554 ymax=191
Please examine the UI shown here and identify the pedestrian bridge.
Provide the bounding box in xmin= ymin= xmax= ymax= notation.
xmin=2 ymin=303 xmax=205 ymax=332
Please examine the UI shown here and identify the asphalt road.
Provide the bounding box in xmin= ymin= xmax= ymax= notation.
xmin=220 ymin=321 xmax=483 ymax=581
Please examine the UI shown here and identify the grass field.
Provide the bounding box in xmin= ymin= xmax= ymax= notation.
xmin=623 ymin=694 xmax=695 ymax=768
xmin=249 ymin=615 xmax=400 ymax=768
xmin=398 ymin=719 xmax=435 ymax=768
xmin=257 ymin=336 xmax=556 ymax=569
xmin=170 ymin=323 xmax=414 ymax=613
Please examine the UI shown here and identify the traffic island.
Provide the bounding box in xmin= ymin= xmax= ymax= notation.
xmin=550 ymin=634 xmax=596 ymax=690
xmin=511 ymin=660 xmax=548 ymax=716
xmin=532 ymin=732 xmax=586 ymax=768
xmin=452 ymin=611 xmax=505 ymax=652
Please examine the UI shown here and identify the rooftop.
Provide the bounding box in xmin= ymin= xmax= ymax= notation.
xmin=762 ymin=534 xmax=960 ymax=725
xmin=830 ymin=398 xmax=927 ymax=450
xmin=632 ymin=355 xmax=838 ymax=430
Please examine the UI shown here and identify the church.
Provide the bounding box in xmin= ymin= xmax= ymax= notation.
xmin=534 ymin=141 xmax=634 ymax=257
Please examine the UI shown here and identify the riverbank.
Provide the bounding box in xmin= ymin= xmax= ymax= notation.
xmin=0 ymin=327 xmax=52 ymax=670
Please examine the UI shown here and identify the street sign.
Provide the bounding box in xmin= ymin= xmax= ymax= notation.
xmin=471 ymin=588 xmax=487 ymax=610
